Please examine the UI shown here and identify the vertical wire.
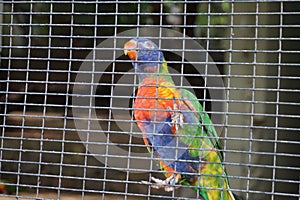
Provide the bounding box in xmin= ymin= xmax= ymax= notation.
xmin=204 ymin=0 xmax=211 ymax=195
xmin=136 ymin=1 xmax=140 ymax=39
xmin=36 ymin=0 xmax=49 ymax=198
xmin=124 ymin=3 xmax=136 ymax=200
xmin=0 ymin=1 xmax=13 ymax=187
xmin=57 ymin=0 xmax=66 ymax=198
xmin=122 ymin=1 xmax=134 ymax=199
xmin=16 ymin=1 xmax=33 ymax=197
xmin=127 ymin=47 xmax=139 ymax=200
xmin=206 ymin=1 xmax=227 ymax=197
xmin=0 ymin=2 xmax=2 ymax=50
xmin=85 ymin=35 xmax=95 ymax=200
xmin=271 ymin=2 xmax=282 ymax=200
xmin=147 ymin=2 xmax=162 ymax=199
xmin=178 ymin=0 xmax=187 ymax=198
xmin=102 ymin=1 xmax=116 ymax=200
xmin=224 ymin=0 xmax=234 ymax=197
xmin=127 ymin=1 xmax=141 ymax=197
xmin=124 ymin=35 xmax=131 ymax=200
xmin=126 ymin=2 xmax=143 ymax=199
xmin=246 ymin=2 xmax=259 ymax=199
xmin=112 ymin=2 xmax=131 ymax=200
xmin=100 ymin=2 xmax=107 ymax=199
xmin=81 ymin=1 xmax=89 ymax=199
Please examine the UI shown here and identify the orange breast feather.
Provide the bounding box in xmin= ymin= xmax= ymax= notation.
xmin=133 ymin=78 xmax=179 ymax=125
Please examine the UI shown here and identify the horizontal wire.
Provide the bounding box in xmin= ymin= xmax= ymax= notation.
xmin=0 ymin=0 xmax=297 ymax=3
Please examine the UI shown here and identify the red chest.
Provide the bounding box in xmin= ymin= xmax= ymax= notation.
xmin=133 ymin=79 xmax=176 ymax=122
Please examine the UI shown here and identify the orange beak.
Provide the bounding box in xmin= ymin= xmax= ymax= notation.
xmin=124 ymin=40 xmax=137 ymax=60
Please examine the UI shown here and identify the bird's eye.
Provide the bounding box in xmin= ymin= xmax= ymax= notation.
xmin=144 ymin=41 xmax=154 ymax=49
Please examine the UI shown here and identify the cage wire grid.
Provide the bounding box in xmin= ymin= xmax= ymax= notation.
xmin=0 ymin=1 xmax=299 ymax=200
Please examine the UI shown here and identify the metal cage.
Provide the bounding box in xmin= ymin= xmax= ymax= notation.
xmin=0 ymin=1 xmax=299 ymax=200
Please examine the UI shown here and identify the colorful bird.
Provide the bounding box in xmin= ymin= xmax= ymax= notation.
xmin=0 ymin=180 xmax=17 ymax=194
xmin=124 ymin=38 xmax=240 ymax=200
xmin=0 ymin=182 xmax=8 ymax=194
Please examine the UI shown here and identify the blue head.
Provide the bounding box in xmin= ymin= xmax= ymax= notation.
xmin=124 ymin=38 xmax=168 ymax=80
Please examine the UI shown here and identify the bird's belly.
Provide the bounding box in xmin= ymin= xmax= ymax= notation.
xmin=136 ymin=113 xmax=199 ymax=177
xmin=133 ymin=84 xmax=199 ymax=177
xmin=151 ymin=131 xmax=199 ymax=178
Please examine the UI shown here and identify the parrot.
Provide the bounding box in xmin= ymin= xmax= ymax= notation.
xmin=124 ymin=38 xmax=241 ymax=200
xmin=0 ymin=182 xmax=8 ymax=194
xmin=0 ymin=180 xmax=17 ymax=194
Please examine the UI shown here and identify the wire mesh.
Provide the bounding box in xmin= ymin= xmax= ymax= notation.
xmin=0 ymin=1 xmax=299 ymax=200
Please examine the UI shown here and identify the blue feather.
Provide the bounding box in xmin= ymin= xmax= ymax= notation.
xmin=143 ymin=115 xmax=199 ymax=180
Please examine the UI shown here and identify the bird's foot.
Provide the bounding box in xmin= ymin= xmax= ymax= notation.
xmin=170 ymin=111 xmax=184 ymax=132
xmin=142 ymin=174 xmax=181 ymax=192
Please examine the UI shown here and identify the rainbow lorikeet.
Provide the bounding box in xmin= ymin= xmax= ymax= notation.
xmin=124 ymin=38 xmax=240 ymax=200
xmin=0 ymin=180 xmax=17 ymax=194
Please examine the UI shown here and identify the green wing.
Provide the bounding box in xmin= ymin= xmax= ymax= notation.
xmin=178 ymin=89 xmax=236 ymax=200
xmin=180 ymin=89 xmax=222 ymax=151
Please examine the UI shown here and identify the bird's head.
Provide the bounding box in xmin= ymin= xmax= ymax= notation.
xmin=124 ymin=38 xmax=168 ymax=79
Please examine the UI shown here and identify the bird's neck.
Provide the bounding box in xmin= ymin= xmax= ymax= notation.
xmin=136 ymin=59 xmax=174 ymax=84
xmin=137 ymin=73 xmax=173 ymax=84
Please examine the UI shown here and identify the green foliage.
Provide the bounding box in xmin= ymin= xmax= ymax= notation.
xmin=196 ymin=2 xmax=230 ymax=37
